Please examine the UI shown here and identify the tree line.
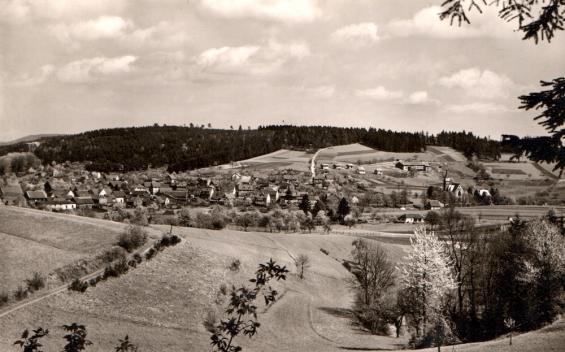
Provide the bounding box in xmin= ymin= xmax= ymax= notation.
xmin=0 ymin=125 xmax=502 ymax=173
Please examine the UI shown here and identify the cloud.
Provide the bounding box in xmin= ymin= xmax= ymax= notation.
xmin=49 ymin=18 xmax=188 ymax=49
xmin=12 ymin=64 xmax=54 ymax=86
xmin=437 ymin=67 xmax=515 ymax=98
xmin=407 ymin=91 xmax=439 ymax=105
xmin=57 ymin=56 xmax=137 ymax=83
xmin=355 ymin=86 xmax=403 ymax=100
xmin=198 ymin=0 xmax=321 ymax=22
xmin=0 ymin=0 xmax=126 ymax=24
xmin=387 ymin=5 xmax=512 ymax=39
xmin=49 ymin=16 xmax=131 ymax=42
xmin=444 ymin=102 xmax=512 ymax=114
xmin=194 ymin=40 xmax=310 ymax=75
xmin=332 ymin=22 xmax=379 ymax=44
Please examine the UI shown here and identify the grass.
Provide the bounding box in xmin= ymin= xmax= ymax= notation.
xmin=0 ymin=207 xmax=125 ymax=292
xmin=0 ymin=226 xmax=410 ymax=351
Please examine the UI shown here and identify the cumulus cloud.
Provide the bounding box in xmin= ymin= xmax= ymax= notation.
xmin=198 ymin=0 xmax=321 ymax=22
xmin=0 ymin=0 xmax=126 ymax=24
xmin=49 ymin=16 xmax=131 ymax=42
xmin=57 ymin=56 xmax=137 ymax=83
xmin=387 ymin=5 xmax=513 ymax=39
xmin=444 ymin=102 xmax=512 ymax=114
xmin=332 ymin=22 xmax=379 ymax=44
xmin=437 ymin=67 xmax=515 ymax=98
xmin=194 ymin=40 xmax=310 ymax=75
xmin=355 ymin=86 xmax=403 ymax=100
xmin=407 ymin=91 xmax=439 ymax=105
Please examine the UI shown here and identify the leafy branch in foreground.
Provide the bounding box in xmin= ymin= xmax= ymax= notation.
xmin=210 ymin=259 xmax=289 ymax=352
xmin=440 ymin=0 xmax=565 ymax=43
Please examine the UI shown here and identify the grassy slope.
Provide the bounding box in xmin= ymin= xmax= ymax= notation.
xmin=0 ymin=207 xmax=129 ymax=292
xmin=0 ymin=225 xmax=410 ymax=352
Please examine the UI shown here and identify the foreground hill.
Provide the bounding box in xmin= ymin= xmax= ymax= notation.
xmin=0 ymin=221 xmax=410 ymax=352
xmin=0 ymin=125 xmax=501 ymax=172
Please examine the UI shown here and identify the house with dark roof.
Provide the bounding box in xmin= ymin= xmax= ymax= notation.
xmin=425 ymin=200 xmax=444 ymax=210
xmin=25 ymin=190 xmax=48 ymax=204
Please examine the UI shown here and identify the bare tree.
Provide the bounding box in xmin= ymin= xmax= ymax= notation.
xmin=294 ymin=254 xmax=311 ymax=279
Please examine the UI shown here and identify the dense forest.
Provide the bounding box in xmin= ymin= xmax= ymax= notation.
xmin=0 ymin=125 xmax=501 ymax=172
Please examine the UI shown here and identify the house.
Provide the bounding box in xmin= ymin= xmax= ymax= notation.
xmin=161 ymin=190 xmax=189 ymax=206
xmin=320 ymin=163 xmax=330 ymax=170
xmin=74 ymin=197 xmax=95 ymax=209
xmin=106 ymin=174 xmax=121 ymax=181
xmin=346 ymin=163 xmax=356 ymax=169
xmin=113 ymin=191 xmax=126 ymax=204
xmin=25 ymin=190 xmax=48 ymax=204
xmin=196 ymin=187 xmax=215 ymax=200
xmin=476 ymin=189 xmax=492 ymax=198
xmin=396 ymin=161 xmax=430 ymax=172
xmin=237 ymin=184 xmax=255 ymax=197
xmin=398 ymin=214 xmax=424 ymax=223
xmin=0 ymin=184 xmax=26 ymax=206
xmin=446 ymin=183 xmax=464 ymax=198
xmin=46 ymin=197 xmax=76 ymax=211
xmin=425 ymin=200 xmax=444 ymax=210
xmin=357 ymin=166 xmax=366 ymax=175
xmin=253 ymin=193 xmax=271 ymax=207
xmin=373 ymin=169 xmax=383 ymax=176
xmin=144 ymin=181 xmax=160 ymax=195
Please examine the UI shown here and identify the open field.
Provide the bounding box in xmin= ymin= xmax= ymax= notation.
xmin=0 ymin=223 xmax=411 ymax=352
xmin=0 ymin=207 xmax=131 ymax=292
xmin=239 ymin=149 xmax=314 ymax=171
xmin=484 ymin=161 xmax=547 ymax=180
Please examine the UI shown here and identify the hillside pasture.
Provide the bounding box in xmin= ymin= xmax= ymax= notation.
xmin=0 ymin=207 xmax=127 ymax=292
xmin=484 ymin=162 xmax=546 ymax=180
xmin=238 ymin=149 xmax=313 ymax=171
xmin=0 ymin=226 xmax=410 ymax=352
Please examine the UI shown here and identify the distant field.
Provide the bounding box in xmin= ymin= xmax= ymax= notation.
xmin=485 ymin=162 xmax=546 ymax=180
xmin=0 ymin=207 xmax=125 ymax=292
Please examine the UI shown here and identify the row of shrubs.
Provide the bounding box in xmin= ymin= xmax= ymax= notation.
xmin=68 ymin=234 xmax=181 ymax=293
xmin=0 ymin=272 xmax=47 ymax=308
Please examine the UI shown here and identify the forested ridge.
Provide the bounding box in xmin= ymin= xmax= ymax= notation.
xmin=0 ymin=125 xmax=501 ymax=172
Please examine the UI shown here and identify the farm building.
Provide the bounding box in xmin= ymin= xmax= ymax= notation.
xmin=357 ymin=167 xmax=366 ymax=175
xmin=395 ymin=161 xmax=430 ymax=172
xmin=398 ymin=214 xmax=424 ymax=223
xmin=25 ymin=190 xmax=48 ymax=204
xmin=425 ymin=200 xmax=444 ymax=210
xmin=46 ymin=197 xmax=77 ymax=211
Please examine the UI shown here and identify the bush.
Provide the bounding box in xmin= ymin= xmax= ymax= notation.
xmin=145 ymin=248 xmax=157 ymax=260
xmin=117 ymin=225 xmax=148 ymax=252
xmin=113 ymin=259 xmax=130 ymax=275
xmin=14 ymin=286 xmax=28 ymax=301
xmin=133 ymin=253 xmax=143 ymax=264
xmin=88 ymin=278 xmax=99 ymax=287
xmin=203 ymin=310 xmax=219 ymax=334
xmin=320 ymin=248 xmax=329 ymax=255
xmin=68 ymin=279 xmax=89 ymax=293
xmin=229 ymin=259 xmax=241 ymax=272
xmin=0 ymin=291 xmax=9 ymax=307
xmin=26 ymin=272 xmax=46 ymax=292
xmin=98 ymin=246 xmax=128 ymax=264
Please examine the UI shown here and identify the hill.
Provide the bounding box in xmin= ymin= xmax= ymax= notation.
xmin=0 ymin=134 xmax=63 ymax=146
xmin=0 ymin=220 xmax=411 ymax=352
xmin=0 ymin=125 xmax=501 ymax=173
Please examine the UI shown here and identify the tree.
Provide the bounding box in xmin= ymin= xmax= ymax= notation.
xmin=440 ymin=1 xmax=565 ymax=177
xmin=425 ymin=211 xmax=441 ymax=230
xmin=351 ymin=239 xmax=395 ymax=307
xmin=337 ymin=197 xmax=350 ymax=221
xmin=398 ymin=227 xmax=456 ymax=340
xmin=524 ymin=220 xmax=565 ymax=324
xmin=210 ymin=259 xmax=289 ymax=352
xmin=294 ymin=254 xmax=311 ymax=279
xmin=298 ymin=194 xmax=311 ymax=214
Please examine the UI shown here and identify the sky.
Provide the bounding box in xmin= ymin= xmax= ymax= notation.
xmin=1 ymin=0 xmax=563 ymax=142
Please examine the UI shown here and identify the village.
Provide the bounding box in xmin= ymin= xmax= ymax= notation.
xmin=0 ymin=149 xmax=504 ymax=230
